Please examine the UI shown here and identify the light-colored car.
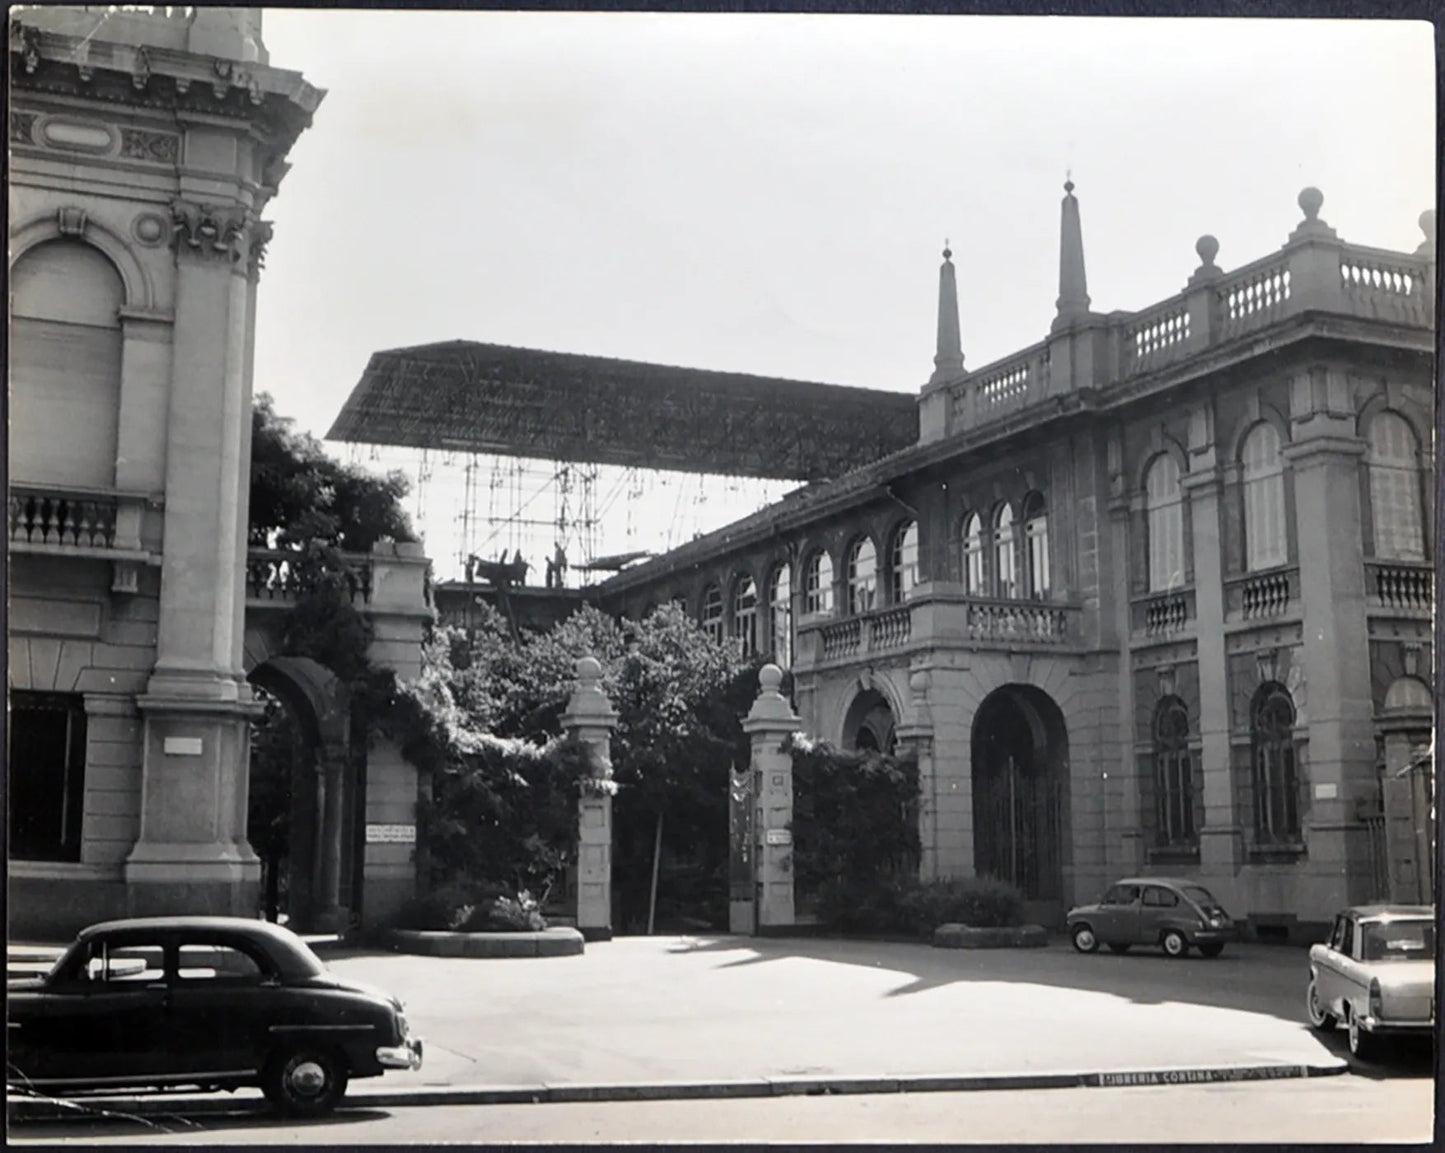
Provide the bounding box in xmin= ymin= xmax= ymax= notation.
xmin=1306 ymin=905 xmax=1435 ymax=1060
xmin=1067 ymin=877 xmax=1235 ymax=958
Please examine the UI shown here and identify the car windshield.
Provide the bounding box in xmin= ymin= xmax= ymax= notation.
xmin=1181 ymin=885 xmax=1221 ymax=911
xmin=1361 ymin=919 xmax=1435 ymax=961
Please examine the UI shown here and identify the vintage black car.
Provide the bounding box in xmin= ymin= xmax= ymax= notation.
xmin=7 ymin=916 xmax=422 ymax=1117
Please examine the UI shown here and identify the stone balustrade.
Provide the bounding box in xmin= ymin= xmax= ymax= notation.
xmin=1225 ymin=568 xmax=1298 ymax=622
xmin=1135 ymin=589 xmax=1193 ymax=638
xmin=941 ymin=206 xmax=1432 ymax=439
xmin=798 ymin=587 xmax=1080 ymax=671
xmin=245 ymin=548 xmax=374 ymax=605
xmin=1366 ymin=561 xmax=1433 ymax=613
xmin=9 ymin=484 xmax=150 ymax=556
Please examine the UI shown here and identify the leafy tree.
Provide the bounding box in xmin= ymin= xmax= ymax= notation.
xmin=249 ymin=393 xmax=415 ymax=552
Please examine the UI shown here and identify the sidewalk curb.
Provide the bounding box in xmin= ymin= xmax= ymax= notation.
xmin=6 ymin=1059 xmax=1350 ymax=1121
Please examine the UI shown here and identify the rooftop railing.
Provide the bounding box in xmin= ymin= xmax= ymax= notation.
xmin=941 ymin=191 xmax=1434 ymax=439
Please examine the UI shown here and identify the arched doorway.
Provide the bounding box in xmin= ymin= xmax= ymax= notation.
xmin=843 ymin=687 xmax=896 ymax=754
xmin=971 ymin=685 xmax=1069 ymax=904
xmin=248 ymin=657 xmax=358 ymax=934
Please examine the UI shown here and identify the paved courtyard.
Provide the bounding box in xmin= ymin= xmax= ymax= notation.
xmin=321 ymin=934 xmax=1342 ymax=1090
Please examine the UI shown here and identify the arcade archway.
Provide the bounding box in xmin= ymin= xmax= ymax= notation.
xmin=971 ymin=685 xmax=1069 ymax=903
xmin=843 ymin=688 xmax=896 ymax=754
xmin=247 ymin=656 xmax=358 ymax=933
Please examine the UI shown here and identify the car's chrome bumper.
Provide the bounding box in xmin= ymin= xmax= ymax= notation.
xmin=377 ymin=1037 xmax=424 ymax=1070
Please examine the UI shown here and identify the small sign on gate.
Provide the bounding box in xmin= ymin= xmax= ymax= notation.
xmin=765 ymin=828 xmax=792 ymax=846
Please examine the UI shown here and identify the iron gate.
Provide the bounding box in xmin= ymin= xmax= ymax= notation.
xmin=974 ymin=757 xmax=1064 ymax=901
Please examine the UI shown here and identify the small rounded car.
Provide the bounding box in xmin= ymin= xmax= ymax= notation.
xmin=6 ymin=916 xmax=422 ymax=1117
xmin=1066 ymin=877 xmax=1235 ymax=958
xmin=1306 ymin=904 xmax=1435 ymax=1060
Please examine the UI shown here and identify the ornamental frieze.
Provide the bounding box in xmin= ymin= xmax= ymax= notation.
xmin=119 ymin=126 xmax=178 ymax=163
xmin=10 ymin=109 xmax=37 ymax=145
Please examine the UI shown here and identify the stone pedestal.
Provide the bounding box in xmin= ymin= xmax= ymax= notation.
xmin=742 ymin=665 xmax=801 ymax=933
xmin=562 ymin=656 xmax=618 ymax=942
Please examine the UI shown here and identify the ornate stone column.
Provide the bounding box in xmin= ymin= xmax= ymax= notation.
xmin=742 ymin=664 xmax=801 ymax=933
xmin=562 ymin=656 xmax=618 ymax=941
xmin=125 ymin=198 xmax=271 ymax=917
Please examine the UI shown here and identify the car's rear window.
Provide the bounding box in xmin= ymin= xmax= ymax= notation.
xmin=1361 ymin=919 xmax=1435 ymax=961
xmin=1181 ymin=885 xmax=1221 ymax=910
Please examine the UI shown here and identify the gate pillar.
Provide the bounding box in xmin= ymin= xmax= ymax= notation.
xmin=741 ymin=664 xmax=801 ymax=934
xmin=562 ymin=656 xmax=618 ymax=941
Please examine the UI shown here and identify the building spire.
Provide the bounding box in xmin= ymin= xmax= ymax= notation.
xmin=931 ymin=240 xmax=964 ymax=383
xmin=1053 ymin=176 xmax=1091 ymax=330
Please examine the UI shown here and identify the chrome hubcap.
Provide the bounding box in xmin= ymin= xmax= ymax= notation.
xmin=1075 ymin=929 xmax=1094 ymax=950
xmin=288 ymin=1060 xmax=328 ymax=1097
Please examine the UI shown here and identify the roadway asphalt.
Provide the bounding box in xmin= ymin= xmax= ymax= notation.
xmin=7 ymin=932 xmax=1352 ymax=1120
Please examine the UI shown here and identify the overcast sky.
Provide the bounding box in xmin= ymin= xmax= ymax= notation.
xmin=249 ymin=11 xmax=1435 ymax=573
xmin=254 ymin=11 xmax=1434 ymax=438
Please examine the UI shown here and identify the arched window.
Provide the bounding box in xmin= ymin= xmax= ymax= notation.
xmin=1153 ymin=697 xmax=1195 ymax=849
xmin=846 ymin=536 xmax=878 ymax=615
xmin=961 ymin=512 xmax=985 ymax=595
xmin=10 ymin=239 xmax=124 ymax=489
xmin=1367 ymin=412 xmax=1425 ymax=561
xmin=1145 ymin=453 xmax=1185 ymax=591
xmin=1251 ymin=683 xmax=1300 ymax=844
xmin=1023 ymin=492 xmax=1050 ymax=600
xmin=731 ymin=575 xmax=758 ymax=658
xmin=768 ymin=563 xmax=792 ymax=667
xmin=992 ymin=504 xmax=1017 ymax=598
xmin=889 ymin=520 xmax=919 ymax=605
xmin=804 ymin=550 xmax=833 ymax=616
xmin=701 ymin=584 xmax=724 ymax=644
xmin=1242 ymin=423 xmax=1287 ymax=571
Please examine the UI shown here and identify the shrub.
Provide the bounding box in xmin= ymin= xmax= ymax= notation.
xmin=896 ymin=877 xmax=1025 ymax=933
xmin=391 ymin=884 xmax=547 ymax=933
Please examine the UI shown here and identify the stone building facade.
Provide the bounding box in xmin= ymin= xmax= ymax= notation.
xmin=8 ymin=8 xmax=431 ymax=939
xmin=598 ymin=185 xmax=1437 ymax=937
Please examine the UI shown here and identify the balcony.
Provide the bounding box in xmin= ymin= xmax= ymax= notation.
xmin=1366 ymin=560 xmax=1432 ymax=615
xmin=1224 ymin=566 xmax=1300 ymax=624
xmin=797 ymin=585 xmax=1083 ymax=672
xmin=1131 ymin=588 xmax=1195 ymax=640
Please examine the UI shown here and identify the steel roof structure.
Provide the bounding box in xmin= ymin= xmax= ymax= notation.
xmin=326 ymin=341 xmax=919 ymax=482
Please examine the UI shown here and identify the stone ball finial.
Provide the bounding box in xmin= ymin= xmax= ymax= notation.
xmin=1195 ymin=234 xmax=1220 ymax=268
xmin=1298 ymin=187 xmax=1324 ymax=222
xmin=575 ymin=655 xmax=602 ymax=683
xmin=758 ymin=664 xmax=783 ymax=695
xmin=1419 ymin=209 xmax=1437 ymax=246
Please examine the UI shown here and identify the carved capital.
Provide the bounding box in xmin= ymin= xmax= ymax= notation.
xmin=247 ymin=219 xmax=274 ymax=279
xmin=170 ymin=198 xmax=252 ymax=265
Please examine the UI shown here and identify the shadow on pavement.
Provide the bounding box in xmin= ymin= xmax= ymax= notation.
xmin=1311 ymin=1031 xmax=1436 ymax=1080
xmin=663 ymin=933 xmax=1327 ymax=1029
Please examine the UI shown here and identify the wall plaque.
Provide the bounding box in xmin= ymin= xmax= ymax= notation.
xmin=765 ymin=829 xmax=792 ymax=846
xmin=163 ymin=736 xmax=203 ymax=756
xmin=366 ymin=823 xmax=417 ymax=844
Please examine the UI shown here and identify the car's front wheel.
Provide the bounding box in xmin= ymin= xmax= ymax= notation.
xmin=262 ymin=1045 xmax=350 ymax=1118
xmin=1071 ymin=924 xmax=1099 ymax=953
xmin=1161 ymin=929 xmax=1189 ymax=958
xmin=1306 ymin=977 xmax=1336 ymax=1031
